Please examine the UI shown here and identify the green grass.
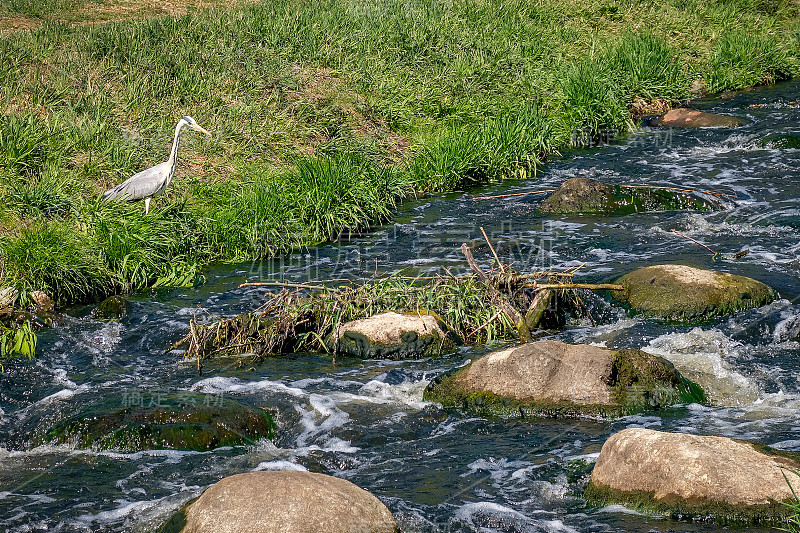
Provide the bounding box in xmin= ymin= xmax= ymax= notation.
xmin=782 ymin=470 xmax=800 ymax=533
xmin=0 ymin=0 xmax=798 ymax=319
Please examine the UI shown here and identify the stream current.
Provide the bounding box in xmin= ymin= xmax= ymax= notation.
xmin=1 ymin=81 xmax=800 ymax=532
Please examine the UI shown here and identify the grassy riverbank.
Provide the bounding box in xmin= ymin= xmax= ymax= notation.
xmin=0 ymin=0 xmax=799 ymax=310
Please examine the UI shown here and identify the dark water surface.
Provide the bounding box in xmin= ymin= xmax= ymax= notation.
xmin=2 ymin=81 xmax=800 ymax=532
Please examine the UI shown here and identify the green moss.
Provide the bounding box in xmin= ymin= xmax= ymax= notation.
xmin=37 ymin=392 xmax=277 ymax=452
xmin=585 ymin=479 xmax=796 ymax=524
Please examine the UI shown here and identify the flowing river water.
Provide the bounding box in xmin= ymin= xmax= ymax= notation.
xmin=2 ymin=81 xmax=800 ymax=532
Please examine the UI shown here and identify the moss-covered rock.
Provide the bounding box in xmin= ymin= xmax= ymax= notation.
xmin=423 ymin=340 xmax=705 ymax=418
xmin=35 ymin=392 xmax=276 ymax=452
xmin=93 ymin=294 xmax=130 ymax=320
xmin=332 ymin=311 xmax=457 ymax=359
xmin=612 ymin=264 xmax=777 ymax=323
xmin=538 ymin=177 xmax=719 ymax=215
xmin=585 ymin=428 xmax=800 ymax=524
xmin=758 ymin=134 xmax=800 ymax=149
xmin=649 ymin=108 xmax=743 ymax=128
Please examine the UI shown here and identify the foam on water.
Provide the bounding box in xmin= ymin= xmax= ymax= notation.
xmin=643 ymin=328 xmax=760 ymax=406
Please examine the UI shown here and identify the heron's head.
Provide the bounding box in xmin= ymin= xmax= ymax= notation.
xmin=181 ymin=116 xmax=212 ymax=137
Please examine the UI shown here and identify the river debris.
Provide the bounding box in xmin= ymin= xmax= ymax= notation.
xmin=171 ymin=240 xmax=623 ymax=365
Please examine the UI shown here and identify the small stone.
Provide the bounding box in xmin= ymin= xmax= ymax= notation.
xmin=585 ymin=428 xmax=800 ymax=522
xmin=176 ymin=470 xmax=397 ymax=533
xmin=31 ymin=291 xmax=54 ymax=313
xmin=333 ymin=311 xmax=456 ymax=359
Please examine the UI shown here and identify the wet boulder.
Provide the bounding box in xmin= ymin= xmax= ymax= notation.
xmin=649 ymin=108 xmax=743 ymax=128
xmin=93 ymin=294 xmax=130 ymax=320
xmin=31 ymin=291 xmax=54 ymax=313
xmin=612 ymin=264 xmax=777 ymax=323
xmin=36 ymin=392 xmax=276 ymax=452
xmin=165 ymin=471 xmax=398 ymax=533
xmin=333 ymin=311 xmax=457 ymax=359
xmin=585 ymin=428 xmax=800 ymax=523
xmin=538 ymin=177 xmax=719 ymax=215
xmin=423 ymin=339 xmax=705 ymax=418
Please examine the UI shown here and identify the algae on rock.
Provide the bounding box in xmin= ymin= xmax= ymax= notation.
xmin=35 ymin=392 xmax=277 ymax=452
xmin=539 ymin=177 xmax=722 ymax=215
xmin=612 ymin=264 xmax=777 ymax=323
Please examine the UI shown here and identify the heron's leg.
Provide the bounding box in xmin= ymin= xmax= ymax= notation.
xmin=144 ymin=197 xmax=151 ymax=215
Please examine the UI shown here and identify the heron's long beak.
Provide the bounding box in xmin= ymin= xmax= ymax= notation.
xmin=193 ymin=124 xmax=212 ymax=138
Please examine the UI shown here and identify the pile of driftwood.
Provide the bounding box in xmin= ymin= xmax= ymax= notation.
xmin=170 ymin=238 xmax=621 ymax=365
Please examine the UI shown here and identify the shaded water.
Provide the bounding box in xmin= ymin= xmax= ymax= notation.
xmin=2 ymin=81 xmax=800 ymax=532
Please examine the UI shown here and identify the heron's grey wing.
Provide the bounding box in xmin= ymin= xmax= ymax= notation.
xmin=101 ymin=162 xmax=170 ymax=202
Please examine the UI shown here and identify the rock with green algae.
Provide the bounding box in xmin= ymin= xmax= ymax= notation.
xmin=35 ymin=392 xmax=276 ymax=452
xmin=612 ymin=264 xmax=777 ymax=323
xmin=159 ymin=470 xmax=398 ymax=533
xmin=332 ymin=311 xmax=457 ymax=359
xmin=93 ymin=294 xmax=130 ymax=320
xmin=423 ymin=339 xmax=705 ymax=419
xmin=585 ymin=428 xmax=800 ymax=524
xmin=538 ymin=177 xmax=720 ymax=215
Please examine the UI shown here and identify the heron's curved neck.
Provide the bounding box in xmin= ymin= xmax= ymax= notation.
xmin=166 ymin=121 xmax=185 ymax=186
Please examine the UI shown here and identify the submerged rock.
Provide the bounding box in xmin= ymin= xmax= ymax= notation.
xmin=612 ymin=264 xmax=777 ymax=323
xmin=423 ymin=339 xmax=704 ymax=418
xmin=93 ymin=294 xmax=130 ymax=320
xmin=333 ymin=311 xmax=457 ymax=359
xmin=538 ymin=177 xmax=719 ymax=215
xmin=36 ymin=392 xmax=276 ymax=452
xmin=585 ymin=428 xmax=800 ymax=523
xmin=758 ymin=134 xmax=800 ymax=150
xmin=164 ymin=471 xmax=397 ymax=533
xmin=649 ymin=108 xmax=743 ymax=128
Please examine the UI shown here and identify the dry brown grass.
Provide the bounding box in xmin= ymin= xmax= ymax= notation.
xmin=0 ymin=0 xmax=260 ymax=33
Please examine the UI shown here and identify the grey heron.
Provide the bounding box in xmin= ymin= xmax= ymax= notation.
xmin=101 ymin=116 xmax=211 ymax=214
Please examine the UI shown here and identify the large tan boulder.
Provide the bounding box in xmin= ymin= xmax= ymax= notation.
xmin=650 ymin=108 xmax=743 ymax=128
xmin=333 ymin=311 xmax=456 ymax=359
xmin=423 ymin=340 xmax=705 ymax=418
xmin=177 ymin=471 xmax=397 ymax=533
xmin=612 ymin=264 xmax=777 ymax=323
xmin=586 ymin=428 xmax=800 ymax=522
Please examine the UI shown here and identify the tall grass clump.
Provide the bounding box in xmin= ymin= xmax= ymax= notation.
xmin=290 ymin=154 xmax=406 ymax=243
xmin=706 ymin=30 xmax=791 ymax=92
xmin=3 ymin=171 xmax=80 ymax=219
xmin=89 ymin=201 xmax=207 ymax=291
xmin=0 ymin=222 xmax=114 ymax=304
xmin=408 ymin=107 xmax=556 ymax=192
xmin=559 ymin=60 xmax=633 ymax=145
xmin=0 ymin=114 xmax=65 ymax=178
xmin=609 ymin=33 xmax=688 ymax=102
xmin=202 ymin=172 xmax=306 ymax=261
